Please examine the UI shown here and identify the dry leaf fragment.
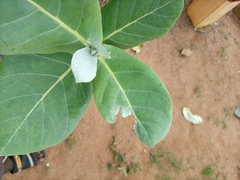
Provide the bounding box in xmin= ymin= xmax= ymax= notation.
xmin=182 ymin=107 xmax=203 ymax=124
xmin=181 ymin=48 xmax=192 ymax=57
xmin=132 ymin=44 xmax=143 ymax=53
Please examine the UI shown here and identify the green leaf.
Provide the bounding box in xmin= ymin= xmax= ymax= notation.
xmin=0 ymin=0 xmax=102 ymax=55
xmin=93 ymin=45 xmax=172 ymax=147
xmin=0 ymin=53 xmax=92 ymax=155
xmin=102 ymin=0 xmax=183 ymax=49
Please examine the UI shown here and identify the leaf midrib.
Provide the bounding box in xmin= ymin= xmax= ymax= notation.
xmin=99 ymin=57 xmax=133 ymax=110
xmin=0 ymin=66 xmax=72 ymax=154
xmin=27 ymin=0 xmax=88 ymax=45
xmin=99 ymin=58 xmax=153 ymax=146
xmin=102 ymin=0 xmax=175 ymax=42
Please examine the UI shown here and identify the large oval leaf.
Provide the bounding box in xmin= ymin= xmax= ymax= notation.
xmin=0 ymin=53 xmax=92 ymax=155
xmin=102 ymin=0 xmax=184 ymax=49
xmin=0 ymin=0 xmax=102 ymax=55
xmin=93 ymin=45 xmax=172 ymax=147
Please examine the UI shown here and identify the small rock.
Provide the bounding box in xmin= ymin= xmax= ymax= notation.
xmin=181 ymin=48 xmax=192 ymax=57
xmin=235 ymin=107 xmax=240 ymax=118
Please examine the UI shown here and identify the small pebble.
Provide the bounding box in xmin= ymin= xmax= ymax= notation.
xmin=181 ymin=48 xmax=192 ymax=57
xmin=235 ymin=107 xmax=240 ymax=118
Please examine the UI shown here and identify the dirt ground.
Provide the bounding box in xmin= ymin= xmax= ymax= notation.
xmin=3 ymin=1 xmax=240 ymax=180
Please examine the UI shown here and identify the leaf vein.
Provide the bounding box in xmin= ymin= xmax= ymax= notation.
xmin=128 ymin=0 xmax=137 ymax=22
xmin=133 ymin=106 xmax=168 ymax=121
xmin=135 ymin=22 xmax=167 ymax=30
xmin=0 ymin=10 xmax=38 ymax=27
xmin=108 ymin=37 xmax=133 ymax=46
xmin=0 ymin=94 xmax=42 ymax=104
xmin=99 ymin=73 xmax=111 ymax=102
xmin=103 ymin=0 xmax=175 ymax=41
xmin=75 ymin=0 xmax=86 ymax=31
xmin=41 ymin=100 xmax=45 ymax=147
xmin=27 ymin=0 xmax=87 ymax=44
xmin=0 ymin=73 xmax=59 ymax=81
xmin=60 ymin=80 xmax=70 ymax=136
xmin=45 ymin=112 xmax=58 ymax=141
xmin=31 ymin=55 xmax=70 ymax=67
xmin=119 ymin=31 xmax=146 ymax=38
xmin=56 ymin=0 xmax=62 ymax=17
xmin=0 ymin=115 xmax=25 ymax=124
xmin=31 ymin=39 xmax=79 ymax=53
xmin=9 ymin=25 xmax=62 ymax=49
xmin=152 ymin=12 xmax=177 ymax=18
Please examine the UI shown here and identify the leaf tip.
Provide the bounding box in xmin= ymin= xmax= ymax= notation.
xmin=91 ymin=41 xmax=111 ymax=59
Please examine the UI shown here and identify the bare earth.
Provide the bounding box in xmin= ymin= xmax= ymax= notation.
xmin=3 ymin=1 xmax=240 ymax=180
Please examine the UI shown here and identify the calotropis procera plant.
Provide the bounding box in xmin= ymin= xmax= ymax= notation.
xmin=0 ymin=0 xmax=183 ymax=155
